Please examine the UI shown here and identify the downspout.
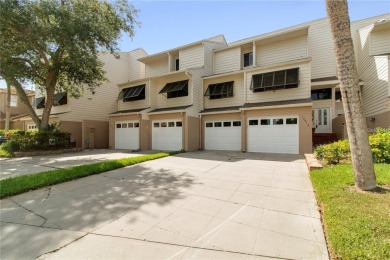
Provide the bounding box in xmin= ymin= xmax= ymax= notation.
xmin=199 ymin=114 xmax=202 ymax=150
xmin=138 ymin=113 xmax=142 ymax=150
xmin=182 ymin=111 xmax=185 ymax=151
xmin=185 ymin=70 xmax=193 ymax=105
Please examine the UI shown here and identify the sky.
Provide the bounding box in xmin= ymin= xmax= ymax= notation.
xmin=1 ymin=0 xmax=389 ymax=89
xmin=121 ymin=0 xmax=390 ymax=54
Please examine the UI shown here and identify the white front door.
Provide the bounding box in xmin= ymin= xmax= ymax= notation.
xmin=115 ymin=121 xmax=140 ymax=150
xmin=205 ymin=120 xmax=242 ymax=151
xmin=152 ymin=120 xmax=183 ymax=151
xmin=313 ymin=108 xmax=331 ymax=133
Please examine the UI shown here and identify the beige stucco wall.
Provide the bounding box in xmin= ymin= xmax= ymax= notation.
xmin=366 ymin=110 xmax=390 ymax=130
xmin=82 ymin=120 xmax=109 ymax=149
xmin=244 ymin=106 xmax=312 ymax=154
xmin=60 ymin=121 xmax=82 ymax=148
xmin=332 ymin=115 xmax=347 ymax=140
xmin=186 ymin=116 xmax=200 ymax=151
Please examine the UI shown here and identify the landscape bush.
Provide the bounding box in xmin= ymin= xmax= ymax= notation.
xmin=315 ymin=127 xmax=390 ymax=164
xmin=1 ymin=130 xmax=71 ymax=153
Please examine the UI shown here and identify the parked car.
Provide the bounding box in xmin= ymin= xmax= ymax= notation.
xmin=0 ymin=136 xmax=7 ymax=145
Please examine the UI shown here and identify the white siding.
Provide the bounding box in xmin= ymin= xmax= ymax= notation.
xmin=214 ymin=47 xmax=241 ymax=74
xmin=246 ymin=61 xmax=311 ymax=103
xmin=206 ymin=35 xmax=226 ymax=44
xmin=256 ymin=34 xmax=308 ymax=67
xmin=308 ymin=19 xmax=337 ymax=79
xmin=370 ymin=28 xmax=390 ymax=56
xmin=117 ymin=80 xmax=149 ymax=111
xmin=145 ymin=58 xmax=169 ymax=78
xmin=179 ymin=45 xmax=204 ymax=69
xmin=203 ymin=74 xmax=245 ymax=109
xmin=60 ymin=52 xmax=132 ymax=122
xmin=128 ymin=49 xmax=147 ymax=81
xmin=353 ymin=15 xmax=390 ymax=117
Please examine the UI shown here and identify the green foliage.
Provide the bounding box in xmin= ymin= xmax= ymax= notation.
xmin=0 ymin=0 xmax=139 ymax=130
xmin=0 ymin=129 xmax=5 ymax=136
xmin=0 ymin=148 xmax=11 ymax=158
xmin=0 ymin=152 xmax=179 ymax=199
xmin=315 ymin=128 xmax=390 ymax=164
xmin=1 ymin=130 xmax=71 ymax=153
xmin=310 ymin=164 xmax=390 ymax=259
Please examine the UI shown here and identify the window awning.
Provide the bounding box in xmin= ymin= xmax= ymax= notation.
xmin=250 ymin=68 xmax=299 ymax=92
xmin=32 ymin=97 xmax=45 ymax=107
xmin=54 ymin=92 xmax=67 ymax=103
xmin=159 ymin=80 xmax=188 ymax=94
xmin=118 ymin=84 xmax=146 ymax=100
xmin=204 ymin=81 xmax=234 ymax=97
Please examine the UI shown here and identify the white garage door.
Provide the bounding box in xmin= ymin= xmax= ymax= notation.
xmin=247 ymin=117 xmax=299 ymax=154
xmin=115 ymin=121 xmax=140 ymax=150
xmin=152 ymin=120 xmax=182 ymax=151
xmin=205 ymin=120 xmax=241 ymax=151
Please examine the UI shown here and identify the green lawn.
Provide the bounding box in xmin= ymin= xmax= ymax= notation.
xmin=0 ymin=151 xmax=179 ymax=199
xmin=311 ymin=164 xmax=390 ymax=259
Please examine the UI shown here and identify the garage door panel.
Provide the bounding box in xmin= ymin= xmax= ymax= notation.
xmin=115 ymin=121 xmax=139 ymax=150
xmin=152 ymin=120 xmax=182 ymax=151
xmin=205 ymin=121 xmax=241 ymax=151
xmin=247 ymin=117 xmax=299 ymax=154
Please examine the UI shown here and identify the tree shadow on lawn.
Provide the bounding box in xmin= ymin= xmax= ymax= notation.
xmin=0 ymin=163 xmax=198 ymax=258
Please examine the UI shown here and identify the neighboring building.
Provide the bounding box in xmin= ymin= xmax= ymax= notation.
xmin=15 ymin=49 xmax=147 ymax=148
xmin=0 ymin=87 xmax=35 ymax=129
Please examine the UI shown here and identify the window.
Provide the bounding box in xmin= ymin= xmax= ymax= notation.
xmin=168 ymin=122 xmax=175 ymax=127
xmin=128 ymin=123 xmax=134 ymax=128
xmin=273 ymin=119 xmax=284 ymax=125
xmin=118 ymin=84 xmax=146 ymax=102
xmin=154 ymin=122 xmax=160 ymax=127
xmin=286 ymin=118 xmax=298 ymax=125
xmin=251 ymin=68 xmax=299 ymax=93
xmin=206 ymin=122 xmax=213 ymax=127
xmin=311 ymin=88 xmax=332 ymax=100
xmin=116 ymin=124 xmax=122 ymax=128
xmin=223 ymin=122 xmax=231 ymax=127
xmin=214 ymin=122 xmax=222 ymax=127
xmin=204 ymin=81 xmax=234 ymax=100
xmin=176 ymin=122 xmax=182 ymax=127
xmin=233 ymin=121 xmax=241 ymax=127
xmin=335 ymin=91 xmax=342 ymax=102
xmin=159 ymin=80 xmax=189 ymax=99
xmin=33 ymin=96 xmax=45 ymax=109
xmin=10 ymin=95 xmax=17 ymax=107
xmin=161 ymin=122 xmax=167 ymax=127
xmin=122 ymin=123 xmax=128 ymax=128
xmin=134 ymin=123 xmax=139 ymax=128
xmin=260 ymin=119 xmax=271 ymax=125
xmin=249 ymin=120 xmax=258 ymax=125
xmin=27 ymin=125 xmax=37 ymax=130
xmin=244 ymin=52 xmax=253 ymax=67
xmin=53 ymin=92 xmax=67 ymax=106
xmin=175 ymin=59 xmax=180 ymax=71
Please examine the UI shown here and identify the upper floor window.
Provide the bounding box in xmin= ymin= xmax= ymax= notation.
xmin=204 ymin=81 xmax=234 ymax=100
xmin=53 ymin=92 xmax=68 ymax=106
xmin=10 ymin=95 xmax=18 ymax=107
xmin=250 ymin=68 xmax=299 ymax=93
xmin=244 ymin=52 xmax=253 ymax=67
xmin=33 ymin=96 xmax=45 ymax=109
xmin=118 ymin=84 xmax=146 ymax=102
xmin=159 ymin=80 xmax=189 ymax=99
xmin=311 ymin=88 xmax=332 ymax=100
xmin=175 ymin=59 xmax=180 ymax=71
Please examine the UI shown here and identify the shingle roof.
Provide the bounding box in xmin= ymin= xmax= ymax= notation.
xmin=242 ymin=98 xmax=312 ymax=108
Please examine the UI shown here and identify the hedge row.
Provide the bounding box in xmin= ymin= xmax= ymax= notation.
xmin=315 ymin=128 xmax=390 ymax=164
xmin=0 ymin=130 xmax=71 ymax=153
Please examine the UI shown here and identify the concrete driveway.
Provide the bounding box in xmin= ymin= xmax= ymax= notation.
xmin=0 ymin=149 xmax=155 ymax=180
xmin=0 ymin=151 xmax=328 ymax=259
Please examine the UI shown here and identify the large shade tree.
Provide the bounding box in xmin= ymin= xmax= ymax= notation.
xmin=326 ymin=0 xmax=376 ymax=191
xmin=0 ymin=0 xmax=139 ymax=130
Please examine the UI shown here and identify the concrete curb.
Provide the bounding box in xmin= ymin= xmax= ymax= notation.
xmin=13 ymin=148 xmax=83 ymax=157
xmin=304 ymin=153 xmax=323 ymax=171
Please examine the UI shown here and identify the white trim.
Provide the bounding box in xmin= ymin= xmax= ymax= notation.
xmin=200 ymin=110 xmax=241 ymax=115
xmin=240 ymin=102 xmax=312 ymax=111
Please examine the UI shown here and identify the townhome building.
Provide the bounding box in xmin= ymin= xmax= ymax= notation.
xmin=109 ymin=13 xmax=389 ymax=155
xmin=15 ymin=48 xmax=147 ymax=148
xmin=0 ymin=87 xmax=35 ymax=129
xmin=108 ymin=35 xmax=227 ymax=151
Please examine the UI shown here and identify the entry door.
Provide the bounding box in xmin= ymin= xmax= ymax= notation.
xmin=313 ymin=108 xmax=330 ymax=133
xmin=88 ymin=128 xmax=95 ymax=148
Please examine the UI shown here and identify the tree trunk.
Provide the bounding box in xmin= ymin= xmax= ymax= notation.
xmin=326 ymin=0 xmax=376 ymax=191
xmin=40 ymin=72 xmax=57 ymax=131
xmin=5 ymin=76 xmax=42 ymax=129
xmin=5 ymin=80 xmax=11 ymax=132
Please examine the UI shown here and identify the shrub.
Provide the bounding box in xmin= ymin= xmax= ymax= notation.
xmin=1 ymin=130 xmax=71 ymax=153
xmin=0 ymin=129 xmax=5 ymax=136
xmin=315 ymin=127 xmax=390 ymax=164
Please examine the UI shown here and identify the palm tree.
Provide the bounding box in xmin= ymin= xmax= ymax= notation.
xmin=325 ymin=0 xmax=376 ymax=190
